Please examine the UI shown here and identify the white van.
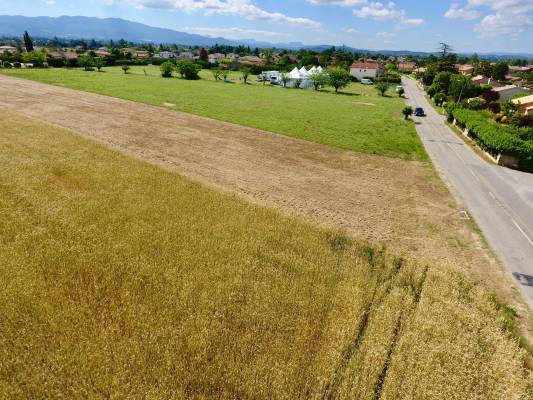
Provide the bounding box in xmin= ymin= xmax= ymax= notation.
xmin=361 ymin=78 xmax=374 ymax=85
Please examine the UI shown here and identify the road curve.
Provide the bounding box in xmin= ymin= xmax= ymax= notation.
xmin=403 ymin=77 xmax=533 ymax=306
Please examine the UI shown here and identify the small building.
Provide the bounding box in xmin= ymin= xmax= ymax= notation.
xmin=158 ymin=51 xmax=178 ymax=59
xmin=208 ymin=53 xmax=225 ymax=63
xmin=471 ymin=75 xmax=503 ymax=88
xmin=239 ymin=55 xmax=264 ymax=65
xmin=94 ymin=49 xmax=111 ymax=57
xmin=398 ymin=62 xmax=416 ymax=72
xmin=350 ymin=62 xmax=385 ymax=80
xmin=178 ymin=51 xmax=194 ymax=60
xmin=492 ymin=85 xmax=531 ymax=101
xmin=509 ymin=66 xmax=532 ymax=74
xmin=511 ymin=94 xmax=533 ymax=116
xmin=0 ymin=45 xmax=17 ymax=53
xmin=134 ymin=50 xmax=150 ymax=58
xmin=458 ymin=64 xmax=474 ymax=76
xmin=226 ymin=53 xmax=240 ymax=59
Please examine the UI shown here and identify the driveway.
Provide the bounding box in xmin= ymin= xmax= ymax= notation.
xmin=403 ymin=76 xmax=533 ymax=306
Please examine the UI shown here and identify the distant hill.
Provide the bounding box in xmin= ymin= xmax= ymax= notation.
xmin=0 ymin=15 xmax=240 ymax=46
xmin=0 ymin=15 xmax=532 ymax=58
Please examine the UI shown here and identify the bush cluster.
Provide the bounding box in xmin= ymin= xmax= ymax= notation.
xmin=446 ymin=104 xmax=533 ymax=158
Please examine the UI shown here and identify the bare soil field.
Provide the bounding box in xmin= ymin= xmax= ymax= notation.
xmin=0 ymin=75 xmax=524 ymax=310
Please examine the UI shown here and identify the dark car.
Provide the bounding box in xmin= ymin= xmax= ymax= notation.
xmin=414 ymin=107 xmax=426 ymax=117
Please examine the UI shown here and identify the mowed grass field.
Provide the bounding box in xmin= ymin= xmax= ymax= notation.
xmin=1 ymin=112 xmax=531 ymax=399
xmin=0 ymin=66 xmax=426 ymax=161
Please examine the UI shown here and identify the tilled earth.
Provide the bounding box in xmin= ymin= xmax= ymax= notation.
xmin=0 ymin=74 xmax=517 ymax=301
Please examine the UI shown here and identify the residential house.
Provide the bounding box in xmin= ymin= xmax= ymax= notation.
xmin=226 ymin=53 xmax=240 ymax=59
xmin=398 ymin=62 xmax=416 ymax=72
xmin=239 ymin=55 xmax=264 ymax=65
xmin=47 ymin=50 xmax=78 ymax=60
xmin=208 ymin=53 xmax=225 ymax=63
xmin=134 ymin=50 xmax=150 ymax=58
xmin=94 ymin=48 xmax=111 ymax=57
xmin=458 ymin=64 xmax=474 ymax=76
xmin=509 ymin=66 xmax=532 ymax=74
xmin=350 ymin=62 xmax=385 ymax=80
xmin=492 ymin=85 xmax=531 ymax=101
xmin=511 ymin=94 xmax=533 ymax=116
xmin=0 ymin=45 xmax=17 ymax=53
xmin=178 ymin=51 xmax=194 ymax=60
xmin=123 ymin=48 xmax=150 ymax=58
xmin=471 ymin=75 xmax=503 ymax=88
xmin=158 ymin=51 xmax=178 ymax=59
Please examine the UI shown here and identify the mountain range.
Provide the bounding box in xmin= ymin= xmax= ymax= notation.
xmin=1 ymin=15 xmax=532 ymax=58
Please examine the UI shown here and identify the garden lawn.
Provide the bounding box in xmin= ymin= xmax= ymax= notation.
xmin=0 ymin=66 xmax=426 ymax=161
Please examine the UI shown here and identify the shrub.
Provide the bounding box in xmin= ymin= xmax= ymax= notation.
xmin=427 ymin=85 xmax=437 ymax=98
xmin=2 ymin=60 xmax=12 ymax=68
xmin=402 ymin=106 xmax=413 ymax=120
xmin=160 ymin=61 xmax=174 ymax=78
xmin=433 ymin=92 xmax=446 ymax=106
xmin=181 ymin=62 xmax=201 ymax=80
xmin=121 ymin=64 xmax=130 ymax=74
xmin=241 ymin=67 xmax=251 ymax=84
xmin=327 ymin=67 xmax=351 ymax=93
xmin=375 ymin=82 xmax=390 ymax=96
xmin=211 ymin=68 xmax=223 ymax=81
xmin=482 ymin=90 xmax=500 ymax=102
xmin=448 ymin=106 xmax=533 ymax=157
xmin=487 ymin=102 xmax=501 ymax=114
xmin=466 ymin=97 xmax=487 ymax=110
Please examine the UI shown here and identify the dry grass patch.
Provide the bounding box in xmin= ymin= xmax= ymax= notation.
xmin=0 ymin=112 xmax=531 ymax=399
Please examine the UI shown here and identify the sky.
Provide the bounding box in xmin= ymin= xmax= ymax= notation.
xmin=1 ymin=0 xmax=532 ymax=53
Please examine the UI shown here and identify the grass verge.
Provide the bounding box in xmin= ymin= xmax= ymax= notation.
xmin=0 ymin=111 xmax=530 ymax=399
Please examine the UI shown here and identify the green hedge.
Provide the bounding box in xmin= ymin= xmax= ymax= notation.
xmin=447 ymin=105 xmax=533 ymax=158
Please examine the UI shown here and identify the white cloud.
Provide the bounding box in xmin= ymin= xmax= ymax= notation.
xmin=44 ymin=0 xmax=55 ymax=4
xmin=186 ymin=26 xmax=287 ymax=39
xmin=103 ymin=0 xmax=321 ymax=29
xmin=343 ymin=27 xmax=359 ymax=33
xmin=353 ymin=2 xmax=424 ymax=25
xmin=444 ymin=0 xmax=533 ymax=36
xmin=444 ymin=3 xmax=480 ymax=20
xmin=307 ymin=0 xmax=366 ymax=5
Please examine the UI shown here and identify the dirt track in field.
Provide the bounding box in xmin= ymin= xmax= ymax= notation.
xmin=0 ymin=74 xmax=516 ymax=294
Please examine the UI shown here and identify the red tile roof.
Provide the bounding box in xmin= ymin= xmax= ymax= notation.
xmin=351 ymin=62 xmax=382 ymax=69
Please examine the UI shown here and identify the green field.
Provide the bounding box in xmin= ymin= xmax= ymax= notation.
xmin=0 ymin=112 xmax=530 ymax=399
xmin=0 ymin=66 xmax=426 ymax=161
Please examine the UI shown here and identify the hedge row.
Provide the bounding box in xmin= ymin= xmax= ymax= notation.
xmin=446 ymin=105 xmax=533 ymax=158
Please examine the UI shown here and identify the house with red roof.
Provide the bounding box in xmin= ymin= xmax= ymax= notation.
xmin=350 ymin=62 xmax=385 ymax=81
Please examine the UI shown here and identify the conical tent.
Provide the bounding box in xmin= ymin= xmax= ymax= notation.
xmin=308 ymin=66 xmax=318 ymax=75
xmin=288 ymin=67 xmax=301 ymax=79
xmin=316 ymin=66 xmax=323 ymax=73
xmin=299 ymin=67 xmax=308 ymax=77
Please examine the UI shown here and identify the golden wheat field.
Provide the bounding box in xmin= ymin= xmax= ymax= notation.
xmin=0 ymin=112 xmax=531 ymax=399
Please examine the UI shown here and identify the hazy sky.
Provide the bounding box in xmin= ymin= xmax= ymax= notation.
xmin=1 ymin=0 xmax=532 ymax=53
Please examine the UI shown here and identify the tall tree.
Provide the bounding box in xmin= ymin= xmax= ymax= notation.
xmin=492 ymin=62 xmax=509 ymax=81
xmin=199 ymin=48 xmax=208 ymax=62
xmin=23 ymin=31 xmax=34 ymax=52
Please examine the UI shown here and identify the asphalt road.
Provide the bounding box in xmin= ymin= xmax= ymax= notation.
xmin=402 ymin=77 xmax=533 ymax=306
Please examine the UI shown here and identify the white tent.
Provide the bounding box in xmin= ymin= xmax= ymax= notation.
xmin=308 ymin=66 xmax=318 ymax=75
xmin=299 ymin=67 xmax=309 ymax=78
xmin=288 ymin=67 xmax=301 ymax=79
xmin=316 ymin=66 xmax=323 ymax=73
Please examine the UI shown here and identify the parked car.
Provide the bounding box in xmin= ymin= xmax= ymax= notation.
xmin=361 ymin=78 xmax=374 ymax=85
xmin=414 ymin=107 xmax=426 ymax=117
